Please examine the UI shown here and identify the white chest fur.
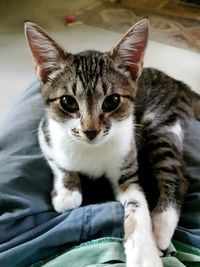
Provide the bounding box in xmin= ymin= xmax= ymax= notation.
xmin=40 ymin=116 xmax=134 ymax=180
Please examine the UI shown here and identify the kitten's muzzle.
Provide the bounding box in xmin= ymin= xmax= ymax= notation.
xmin=83 ymin=130 xmax=99 ymax=140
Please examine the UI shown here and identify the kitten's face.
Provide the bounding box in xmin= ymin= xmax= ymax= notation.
xmin=25 ymin=20 xmax=149 ymax=144
xmin=43 ymin=51 xmax=136 ymax=144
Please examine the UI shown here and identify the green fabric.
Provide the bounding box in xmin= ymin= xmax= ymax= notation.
xmin=173 ymin=240 xmax=200 ymax=267
xmin=31 ymin=237 xmax=200 ymax=267
xmin=32 ymin=238 xmax=124 ymax=267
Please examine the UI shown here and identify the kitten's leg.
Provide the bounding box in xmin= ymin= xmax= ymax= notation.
xmin=146 ymin=125 xmax=188 ymax=251
xmin=38 ymin=117 xmax=82 ymax=213
xmin=52 ymin=169 xmax=82 ymax=213
xmin=117 ymin=182 xmax=163 ymax=267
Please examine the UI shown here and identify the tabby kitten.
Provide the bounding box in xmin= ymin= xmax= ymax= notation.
xmin=25 ymin=19 xmax=200 ymax=267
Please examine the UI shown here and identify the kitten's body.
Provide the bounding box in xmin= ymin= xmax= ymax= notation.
xmin=136 ymin=68 xmax=197 ymax=209
xmin=39 ymin=66 xmax=197 ymax=210
xmin=25 ymin=20 xmax=200 ymax=267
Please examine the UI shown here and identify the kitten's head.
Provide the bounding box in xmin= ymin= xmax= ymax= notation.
xmin=25 ymin=20 xmax=149 ymax=145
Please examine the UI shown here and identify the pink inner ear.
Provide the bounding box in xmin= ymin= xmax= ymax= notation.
xmin=26 ymin=34 xmax=42 ymax=65
xmin=32 ymin=47 xmax=52 ymax=80
xmin=33 ymin=50 xmax=46 ymax=66
xmin=26 ymin=33 xmax=52 ymax=79
xmin=123 ymin=32 xmax=148 ymax=79
xmin=112 ymin=19 xmax=149 ymax=80
xmin=127 ymin=46 xmax=146 ymax=79
xmin=35 ymin=63 xmax=50 ymax=80
xmin=131 ymin=42 xmax=146 ymax=64
xmin=25 ymin=23 xmax=67 ymax=82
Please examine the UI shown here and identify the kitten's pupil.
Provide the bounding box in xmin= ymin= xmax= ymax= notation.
xmin=60 ymin=96 xmax=79 ymax=113
xmin=102 ymin=94 xmax=120 ymax=112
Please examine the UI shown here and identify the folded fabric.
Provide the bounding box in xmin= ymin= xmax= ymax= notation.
xmin=32 ymin=237 xmax=125 ymax=267
xmin=31 ymin=237 xmax=200 ymax=267
xmin=0 ymin=81 xmax=200 ymax=267
xmin=173 ymin=240 xmax=200 ymax=267
xmin=174 ymin=119 xmax=200 ymax=249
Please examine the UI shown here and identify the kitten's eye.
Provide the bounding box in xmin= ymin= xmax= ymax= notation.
xmin=102 ymin=94 xmax=120 ymax=112
xmin=60 ymin=96 xmax=79 ymax=113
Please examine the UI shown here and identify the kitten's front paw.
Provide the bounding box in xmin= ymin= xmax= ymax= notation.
xmin=125 ymin=239 xmax=163 ymax=267
xmin=52 ymin=188 xmax=82 ymax=213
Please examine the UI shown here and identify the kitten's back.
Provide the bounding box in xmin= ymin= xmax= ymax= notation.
xmin=136 ymin=68 xmax=200 ymax=128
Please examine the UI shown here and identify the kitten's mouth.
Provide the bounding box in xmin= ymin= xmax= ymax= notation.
xmin=76 ymin=135 xmax=108 ymax=146
xmin=84 ymin=133 xmax=111 ymax=146
xmin=83 ymin=135 xmax=103 ymax=145
xmin=71 ymin=133 xmax=99 ymax=145
xmin=85 ymin=139 xmax=97 ymax=145
xmin=71 ymin=130 xmax=110 ymax=145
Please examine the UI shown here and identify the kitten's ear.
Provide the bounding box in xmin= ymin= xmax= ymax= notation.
xmin=24 ymin=22 xmax=69 ymax=82
xmin=110 ymin=19 xmax=149 ymax=80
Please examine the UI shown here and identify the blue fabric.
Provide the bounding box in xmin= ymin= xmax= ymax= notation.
xmin=174 ymin=119 xmax=200 ymax=249
xmin=0 ymin=81 xmax=200 ymax=266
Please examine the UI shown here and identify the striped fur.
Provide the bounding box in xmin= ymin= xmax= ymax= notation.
xmin=25 ymin=20 xmax=200 ymax=267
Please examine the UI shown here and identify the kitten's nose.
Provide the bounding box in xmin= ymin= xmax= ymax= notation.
xmin=84 ymin=130 xmax=99 ymax=140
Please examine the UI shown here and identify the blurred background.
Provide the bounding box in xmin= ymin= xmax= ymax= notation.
xmin=0 ymin=0 xmax=200 ymax=118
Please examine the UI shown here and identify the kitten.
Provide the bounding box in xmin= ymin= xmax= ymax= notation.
xmin=25 ymin=19 xmax=200 ymax=267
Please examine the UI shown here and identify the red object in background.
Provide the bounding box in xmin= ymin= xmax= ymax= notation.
xmin=65 ymin=15 xmax=75 ymax=24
